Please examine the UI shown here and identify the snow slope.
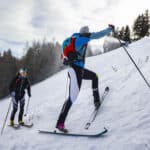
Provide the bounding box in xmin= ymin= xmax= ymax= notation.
xmin=1 ymin=37 xmax=150 ymax=150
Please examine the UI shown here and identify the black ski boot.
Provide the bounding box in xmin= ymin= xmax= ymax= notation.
xmin=93 ymin=89 xmax=101 ymax=110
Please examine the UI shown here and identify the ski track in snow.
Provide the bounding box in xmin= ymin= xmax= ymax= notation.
xmin=0 ymin=37 xmax=150 ymax=150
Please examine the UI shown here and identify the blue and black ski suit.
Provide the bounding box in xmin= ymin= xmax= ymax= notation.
xmin=56 ymin=27 xmax=112 ymax=126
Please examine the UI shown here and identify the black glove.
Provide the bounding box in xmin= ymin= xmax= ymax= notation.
xmin=121 ymin=41 xmax=129 ymax=47
xmin=108 ymin=24 xmax=115 ymax=31
xmin=63 ymin=58 xmax=76 ymax=66
xmin=63 ymin=58 xmax=71 ymax=65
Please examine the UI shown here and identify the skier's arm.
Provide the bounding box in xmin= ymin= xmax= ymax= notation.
xmin=75 ymin=27 xmax=113 ymax=47
xmin=9 ymin=77 xmax=16 ymax=93
xmin=74 ymin=36 xmax=90 ymax=48
xmin=90 ymin=27 xmax=112 ymax=40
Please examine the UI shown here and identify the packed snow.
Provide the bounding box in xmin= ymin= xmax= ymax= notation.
xmin=1 ymin=37 xmax=150 ymax=150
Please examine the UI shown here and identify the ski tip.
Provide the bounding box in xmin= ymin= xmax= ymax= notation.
xmin=85 ymin=126 xmax=89 ymax=130
xmin=105 ymin=87 xmax=109 ymax=91
xmin=104 ymin=127 xmax=108 ymax=132
xmin=97 ymin=127 xmax=108 ymax=136
xmin=85 ymin=122 xmax=90 ymax=130
xmin=8 ymin=124 xmax=20 ymax=129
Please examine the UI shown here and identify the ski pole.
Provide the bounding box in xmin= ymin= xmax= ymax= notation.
xmin=24 ymin=97 xmax=30 ymax=116
xmin=1 ymin=99 xmax=12 ymax=135
xmin=117 ymin=37 xmax=150 ymax=89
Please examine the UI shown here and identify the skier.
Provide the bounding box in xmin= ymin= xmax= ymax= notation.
xmin=9 ymin=68 xmax=31 ymax=126
xmin=56 ymin=25 xmax=115 ymax=132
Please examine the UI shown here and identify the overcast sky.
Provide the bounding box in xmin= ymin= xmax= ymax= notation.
xmin=0 ymin=0 xmax=149 ymax=57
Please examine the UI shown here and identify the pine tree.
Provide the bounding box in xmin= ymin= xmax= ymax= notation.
xmin=123 ymin=25 xmax=131 ymax=43
xmin=119 ymin=26 xmax=125 ymax=39
xmin=133 ymin=15 xmax=142 ymax=40
xmin=133 ymin=10 xmax=150 ymax=39
xmin=144 ymin=9 xmax=150 ymax=36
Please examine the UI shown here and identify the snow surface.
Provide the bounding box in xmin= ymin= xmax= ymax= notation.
xmin=1 ymin=37 xmax=150 ymax=150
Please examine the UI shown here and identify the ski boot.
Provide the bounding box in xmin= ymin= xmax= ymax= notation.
xmin=9 ymin=120 xmax=20 ymax=129
xmin=10 ymin=120 xmax=14 ymax=126
xmin=56 ymin=123 xmax=68 ymax=133
xmin=93 ymin=89 xmax=101 ymax=110
xmin=19 ymin=120 xmax=24 ymax=125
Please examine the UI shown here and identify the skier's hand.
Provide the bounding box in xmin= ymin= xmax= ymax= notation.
xmin=121 ymin=41 xmax=129 ymax=47
xmin=108 ymin=24 xmax=115 ymax=31
xmin=11 ymin=91 xmax=15 ymax=97
xmin=125 ymin=41 xmax=129 ymax=47
xmin=63 ymin=58 xmax=71 ymax=65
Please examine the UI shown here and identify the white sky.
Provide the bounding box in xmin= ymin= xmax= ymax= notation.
xmin=0 ymin=0 xmax=149 ymax=57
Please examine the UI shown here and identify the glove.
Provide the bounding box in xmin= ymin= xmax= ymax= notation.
xmin=121 ymin=41 xmax=129 ymax=47
xmin=108 ymin=24 xmax=115 ymax=31
xmin=63 ymin=58 xmax=72 ymax=65
xmin=11 ymin=91 xmax=16 ymax=97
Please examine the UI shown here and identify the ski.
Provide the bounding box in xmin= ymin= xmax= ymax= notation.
xmin=8 ymin=123 xmax=33 ymax=129
xmin=20 ymin=123 xmax=33 ymax=128
xmin=38 ymin=127 xmax=107 ymax=138
xmin=8 ymin=124 xmax=20 ymax=129
xmin=56 ymin=128 xmax=68 ymax=133
xmin=85 ymin=87 xmax=110 ymax=130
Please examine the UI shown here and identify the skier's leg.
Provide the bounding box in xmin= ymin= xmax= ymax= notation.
xmin=56 ymin=98 xmax=72 ymax=128
xmin=82 ymin=68 xmax=100 ymax=108
xmin=10 ymin=97 xmax=18 ymax=123
xmin=18 ymin=97 xmax=25 ymax=124
xmin=82 ymin=68 xmax=98 ymax=89
xmin=56 ymin=66 xmax=82 ymax=128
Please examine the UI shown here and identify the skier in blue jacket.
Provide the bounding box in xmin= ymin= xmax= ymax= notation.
xmin=56 ymin=25 xmax=114 ymax=132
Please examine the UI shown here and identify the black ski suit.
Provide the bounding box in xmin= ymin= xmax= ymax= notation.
xmin=9 ymin=74 xmax=31 ymax=121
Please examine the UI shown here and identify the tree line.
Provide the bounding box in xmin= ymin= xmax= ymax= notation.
xmin=113 ymin=9 xmax=150 ymax=42
xmin=0 ymin=41 xmax=62 ymax=99
xmin=0 ymin=39 xmax=93 ymax=99
xmin=103 ymin=9 xmax=150 ymax=53
xmin=0 ymin=9 xmax=149 ymax=99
